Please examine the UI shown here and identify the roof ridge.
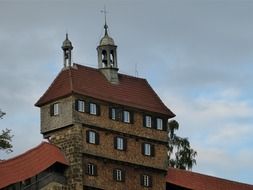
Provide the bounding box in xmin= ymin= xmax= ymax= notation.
xmin=74 ymin=63 xmax=146 ymax=80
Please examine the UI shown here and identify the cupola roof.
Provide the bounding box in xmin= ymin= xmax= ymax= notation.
xmin=62 ymin=33 xmax=73 ymax=50
xmin=99 ymin=23 xmax=115 ymax=46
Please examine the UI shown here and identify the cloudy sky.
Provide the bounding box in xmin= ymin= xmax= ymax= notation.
xmin=0 ymin=0 xmax=253 ymax=185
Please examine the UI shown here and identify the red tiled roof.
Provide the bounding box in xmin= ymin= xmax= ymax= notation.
xmin=35 ymin=64 xmax=175 ymax=117
xmin=167 ymin=167 xmax=253 ymax=190
xmin=0 ymin=142 xmax=68 ymax=189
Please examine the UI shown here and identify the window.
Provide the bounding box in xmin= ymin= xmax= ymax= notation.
xmin=50 ymin=103 xmax=59 ymax=116
xmin=144 ymin=115 xmax=152 ymax=128
xmin=113 ymin=169 xmax=125 ymax=182
xmin=123 ymin=111 xmax=130 ymax=123
xmin=144 ymin=143 xmax=151 ymax=156
xmin=141 ymin=174 xmax=152 ymax=187
xmin=109 ymin=107 xmax=119 ymax=120
xmin=86 ymin=130 xmax=99 ymax=145
xmin=90 ymin=103 xmax=97 ymax=115
xmin=114 ymin=137 xmax=127 ymax=151
xmin=142 ymin=143 xmax=155 ymax=157
xmin=111 ymin=108 xmax=116 ymax=120
xmin=109 ymin=107 xmax=134 ymax=124
xmin=75 ymin=100 xmax=85 ymax=112
xmin=86 ymin=163 xmax=97 ymax=176
xmin=156 ymin=118 xmax=163 ymax=130
xmin=109 ymin=107 xmax=121 ymax=121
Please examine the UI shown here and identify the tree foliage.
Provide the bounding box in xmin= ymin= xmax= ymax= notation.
xmin=168 ymin=120 xmax=197 ymax=170
xmin=0 ymin=128 xmax=13 ymax=153
xmin=0 ymin=111 xmax=13 ymax=153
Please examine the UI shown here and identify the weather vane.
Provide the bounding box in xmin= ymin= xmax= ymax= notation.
xmin=100 ymin=5 xmax=108 ymax=25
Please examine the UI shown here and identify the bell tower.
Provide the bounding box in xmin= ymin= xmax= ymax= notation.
xmin=62 ymin=33 xmax=73 ymax=68
xmin=97 ymin=18 xmax=119 ymax=84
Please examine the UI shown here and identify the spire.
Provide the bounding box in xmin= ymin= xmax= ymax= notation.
xmin=104 ymin=22 xmax=108 ymax=36
xmin=99 ymin=7 xmax=115 ymax=46
xmin=62 ymin=33 xmax=73 ymax=68
xmin=101 ymin=5 xmax=108 ymax=36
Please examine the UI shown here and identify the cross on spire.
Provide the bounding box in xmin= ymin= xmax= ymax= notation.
xmin=101 ymin=6 xmax=108 ymax=35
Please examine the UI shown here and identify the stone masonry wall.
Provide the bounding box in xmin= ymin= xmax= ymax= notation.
xmin=82 ymin=126 xmax=168 ymax=170
xmin=47 ymin=124 xmax=83 ymax=190
xmin=41 ymin=96 xmax=73 ymax=133
xmin=73 ymin=95 xmax=168 ymax=142
xmin=83 ymin=157 xmax=167 ymax=190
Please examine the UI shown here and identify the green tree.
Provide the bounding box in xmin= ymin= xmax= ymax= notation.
xmin=168 ymin=120 xmax=197 ymax=170
xmin=0 ymin=129 xmax=13 ymax=153
xmin=0 ymin=110 xmax=13 ymax=153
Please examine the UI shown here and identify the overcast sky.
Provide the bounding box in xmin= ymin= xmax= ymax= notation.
xmin=0 ymin=0 xmax=253 ymax=185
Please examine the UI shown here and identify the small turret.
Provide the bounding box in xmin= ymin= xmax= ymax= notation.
xmin=97 ymin=21 xmax=119 ymax=84
xmin=62 ymin=33 xmax=73 ymax=68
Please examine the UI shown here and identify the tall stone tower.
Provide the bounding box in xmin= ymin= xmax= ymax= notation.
xmin=35 ymin=23 xmax=175 ymax=190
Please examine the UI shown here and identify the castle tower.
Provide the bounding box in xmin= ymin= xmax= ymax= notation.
xmin=36 ymin=24 xmax=175 ymax=190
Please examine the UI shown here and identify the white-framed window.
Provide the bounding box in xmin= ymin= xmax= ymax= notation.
xmin=113 ymin=169 xmax=123 ymax=181
xmin=50 ymin=103 xmax=59 ymax=116
xmin=111 ymin=108 xmax=116 ymax=120
xmin=141 ymin=174 xmax=152 ymax=187
xmin=90 ymin=103 xmax=97 ymax=115
xmin=156 ymin=118 xmax=163 ymax=130
xmin=123 ymin=110 xmax=130 ymax=123
xmin=87 ymin=130 xmax=99 ymax=145
xmin=77 ymin=100 xmax=85 ymax=112
xmin=87 ymin=163 xmax=97 ymax=176
xmin=144 ymin=143 xmax=151 ymax=156
xmin=145 ymin=115 xmax=152 ymax=128
xmin=89 ymin=131 xmax=96 ymax=144
xmin=53 ymin=103 xmax=59 ymax=115
xmin=142 ymin=143 xmax=154 ymax=157
xmin=116 ymin=137 xmax=124 ymax=150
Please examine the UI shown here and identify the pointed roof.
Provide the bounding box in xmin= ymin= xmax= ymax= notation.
xmin=167 ymin=167 xmax=253 ymax=190
xmin=62 ymin=33 xmax=73 ymax=50
xmin=99 ymin=23 xmax=115 ymax=46
xmin=35 ymin=64 xmax=175 ymax=117
xmin=0 ymin=142 xmax=68 ymax=188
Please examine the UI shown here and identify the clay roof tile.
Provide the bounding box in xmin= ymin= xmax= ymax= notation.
xmin=0 ymin=142 xmax=68 ymax=189
xmin=167 ymin=167 xmax=253 ymax=190
xmin=35 ymin=64 xmax=175 ymax=117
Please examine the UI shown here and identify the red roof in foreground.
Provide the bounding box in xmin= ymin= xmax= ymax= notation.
xmin=167 ymin=167 xmax=253 ymax=190
xmin=0 ymin=142 xmax=68 ymax=189
xmin=35 ymin=64 xmax=175 ymax=117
